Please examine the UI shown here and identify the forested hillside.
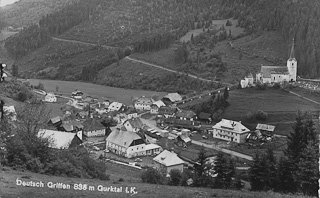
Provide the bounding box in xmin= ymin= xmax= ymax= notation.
xmin=218 ymin=0 xmax=320 ymax=78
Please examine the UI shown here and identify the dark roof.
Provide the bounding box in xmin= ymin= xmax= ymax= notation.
xmin=158 ymin=106 xmax=177 ymax=115
xmin=125 ymin=117 xmax=144 ymax=129
xmin=83 ymin=118 xmax=105 ymax=131
xmin=198 ymin=112 xmax=212 ymax=120
xmin=176 ymin=110 xmax=196 ymax=119
xmin=260 ymin=66 xmax=289 ymax=78
xmin=125 ymin=107 xmax=137 ymax=115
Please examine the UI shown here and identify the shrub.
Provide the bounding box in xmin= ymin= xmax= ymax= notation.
xmin=169 ymin=169 xmax=182 ymax=186
xmin=255 ymin=82 xmax=267 ymax=90
xmin=118 ymin=178 xmax=124 ymax=182
xmin=246 ymin=112 xmax=255 ymax=122
xmin=273 ymin=83 xmax=280 ymax=89
xmin=255 ymin=110 xmax=268 ymax=121
xmin=141 ymin=168 xmax=164 ymax=184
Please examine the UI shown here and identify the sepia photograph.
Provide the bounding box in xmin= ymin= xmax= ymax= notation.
xmin=0 ymin=0 xmax=319 ymax=197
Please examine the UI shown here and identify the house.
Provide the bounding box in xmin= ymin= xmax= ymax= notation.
xmin=59 ymin=121 xmax=83 ymax=133
xmin=160 ymin=130 xmax=169 ymax=138
xmin=123 ymin=117 xmax=144 ymax=132
xmin=82 ymin=118 xmax=106 ymax=137
xmin=108 ymin=102 xmax=123 ymax=112
xmin=175 ymin=109 xmax=197 ymax=121
xmin=162 ymin=93 xmax=183 ymax=105
xmin=158 ymin=106 xmax=177 ymax=118
xmin=76 ymin=111 xmax=89 ymax=119
xmin=150 ymin=100 xmax=166 ymax=114
xmin=153 ymin=150 xmax=185 ymax=173
xmin=44 ymin=93 xmax=57 ymax=103
xmin=198 ymin=112 xmax=212 ymax=123
xmin=212 ymin=119 xmax=250 ymax=143
xmin=240 ymin=73 xmax=254 ymax=88
xmin=134 ymin=96 xmax=154 ymax=111
xmin=256 ymin=123 xmax=275 ymax=137
xmin=124 ymin=107 xmax=138 ymax=119
xmin=102 ymin=99 xmax=110 ymax=107
xmin=106 ymin=130 xmax=146 ymax=158
xmin=37 ymin=129 xmax=82 ymax=149
xmin=145 ymin=144 xmax=163 ymax=156
xmin=3 ymin=105 xmax=17 ymax=121
xmin=176 ymin=134 xmax=191 ymax=147
xmin=71 ymin=90 xmax=83 ymax=99
xmin=48 ymin=116 xmax=62 ymax=127
xmin=255 ymin=39 xmax=297 ymax=83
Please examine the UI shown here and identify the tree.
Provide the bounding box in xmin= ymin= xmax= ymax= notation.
xmin=223 ymin=87 xmax=229 ymax=100
xmin=169 ymin=169 xmax=182 ymax=186
xmin=141 ymin=168 xmax=164 ymax=184
xmin=193 ymin=147 xmax=210 ymax=187
xmin=191 ymin=33 xmax=194 ymax=43
xmin=55 ymin=85 xmax=59 ymax=92
xmin=12 ymin=64 xmax=18 ymax=77
xmin=249 ymin=152 xmax=266 ymax=191
xmin=214 ymin=152 xmax=235 ymax=189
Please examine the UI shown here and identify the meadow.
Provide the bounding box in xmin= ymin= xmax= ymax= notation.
xmin=26 ymin=78 xmax=167 ymax=106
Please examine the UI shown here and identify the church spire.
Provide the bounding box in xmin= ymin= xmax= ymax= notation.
xmin=289 ymin=38 xmax=295 ymax=59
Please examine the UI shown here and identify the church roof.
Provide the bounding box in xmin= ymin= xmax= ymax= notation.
xmin=260 ymin=66 xmax=289 ymax=78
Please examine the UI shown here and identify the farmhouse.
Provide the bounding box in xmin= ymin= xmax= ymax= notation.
xmin=256 ymin=123 xmax=275 ymax=137
xmin=134 ymin=96 xmax=154 ymax=111
xmin=106 ymin=130 xmax=146 ymax=158
xmin=82 ymin=118 xmax=106 ymax=137
xmin=175 ymin=109 xmax=197 ymax=121
xmin=153 ymin=150 xmax=185 ymax=173
xmin=158 ymin=106 xmax=177 ymax=118
xmin=256 ymin=39 xmax=297 ymax=84
xmin=145 ymin=144 xmax=163 ymax=156
xmin=198 ymin=112 xmax=212 ymax=123
xmin=108 ymin=102 xmax=123 ymax=112
xmin=124 ymin=107 xmax=138 ymax=119
xmin=240 ymin=73 xmax=254 ymax=88
xmin=37 ymin=129 xmax=82 ymax=149
xmin=162 ymin=93 xmax=182 ymax=105
xmin=123 ymin=117 xmax=144 ymax=132
xmin=150 ymin=100 xmax=166 ymax=114
xmin=44 ymin=93 xmax=57 ymax=103
xmin=71 ymin=90 xmax=83 ymax=99
xmin=212 ymin=119 xmax=250 ymax=143
xmin=48 ymin=116 xmax=62 ymax=127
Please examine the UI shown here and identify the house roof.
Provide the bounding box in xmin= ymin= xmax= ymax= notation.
xmin=124 ymin=107 xmax=137 ymax=115
xmin=124 ymin=117 xmax=144 ymax=129
xmin=163 ymin=93 xmax=182 ymax=103
xmin=50 ymin=116 xmax=61 ymax=124
xmin=82 ymin=118 xmax=105 ymax=131
xmin=260 ymin=66 xmax=289 ymax=78
xmin=151 ymin=100 xmax=166 ymax=108
xmin=135 ymin=96 xmax=154 ymax=105
xmin=38 ymin=129 xmax=77 ymax=149
xmin=3 ymin=105 xmax=16 ymax=113
xmin=245 ymin=73 xmax=253 ymax=79
xmin=198 ymin=112 xmax=212 ymax=120
xmin=145 ymin=143 xmax=161 ymax=150
xmin=178 ymin=134 xmax=191 ymax=143
xmin=106 ymin=130 xmax=142 ymax=148
xmin=256 ymin=123 xmax=275 ymax=132
xmin=153 ymin=150 xmax=185 ymax=167
xmin=176 ymin=110 xmax=196 ymax=119
xmin=213 ymin=119 xmax=250 ymax=134
xmin=108 ymin=102 xmax=123 ymax=111
xmin=61 ymin=123 xmax=74 ymax=132
xmin=158 ymin=106 xmax=177 ymax=115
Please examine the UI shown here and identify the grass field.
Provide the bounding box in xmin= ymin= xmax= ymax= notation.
xmin=0 ymin=167 xmax=314 ymax=198
xmin=25 ymin=78 xmax=167 ymax=106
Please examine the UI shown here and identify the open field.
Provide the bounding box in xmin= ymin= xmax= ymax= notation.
xmin=0 ymin=167 xmax=314 ymax=198
xmin=25 ymin=78 xmax=167 ymax=105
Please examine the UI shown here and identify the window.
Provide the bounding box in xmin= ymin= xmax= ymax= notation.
xmin=292 ymin=63 xmax=294 ymax=66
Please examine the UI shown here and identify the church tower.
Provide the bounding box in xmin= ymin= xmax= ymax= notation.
xmin=287 ymin=38 xmax=297 ymax=82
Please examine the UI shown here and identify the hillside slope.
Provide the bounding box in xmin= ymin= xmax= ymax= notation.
xmin=0 ymin=167 xmax=314 ymax=198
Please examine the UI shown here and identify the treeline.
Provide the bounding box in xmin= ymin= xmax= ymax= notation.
xmin=218 ymin=0 xmax=320 ymax=78
xmin=249 ymin=111 xmax=319 ymax=196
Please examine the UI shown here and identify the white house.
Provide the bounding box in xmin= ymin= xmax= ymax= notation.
xmin=123 ymin=117 xmax=144 ymax=132
xmin=108 ymin=102 xmax=123 ymax=112
xmin=256 ymin=39 xmax=297 ymax=84
xmin=153 ymin=150 xmax=185 ymax=173
xmin=106 ymin=130 xmax=146 ymax=158
xmin=134 ymin=96 xmax=154 ymax=111
xmin=212 ymin=119 xmax=250 ymax=143
xmin=145 ymin=144 xmax=163 ymax=156
xmin=82 ymin=118 xmax=106 ymax=137
xmin=240 ymin=73 xmax=254 ymax=88
xmin=150 ymin=100 xmax=166 ymax=114
xmin=44 ymin=93 xmax=57 ymax=103
xmin=3 ymin=105 xmax=17 ymax=121
xmin=37 ymin=129 xmax=82 ymax=149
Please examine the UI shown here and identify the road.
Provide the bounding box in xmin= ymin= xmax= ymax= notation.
xmin=192 ymin=139 xmax=253 ymax=161
xmin=285 ymin=89 xmax=320 ymax=105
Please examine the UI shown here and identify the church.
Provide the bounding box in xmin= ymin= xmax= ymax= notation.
xmin=256 ymin=39 xmax=297 ymax=84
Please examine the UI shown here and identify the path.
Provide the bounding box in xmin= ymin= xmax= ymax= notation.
xmin=285 ymin=89 xmax=320 ymax=105
xmin=191 ymin=139 xmax=253 ymax=161
xmin=125 ymin=56 xmax=232 ymax=86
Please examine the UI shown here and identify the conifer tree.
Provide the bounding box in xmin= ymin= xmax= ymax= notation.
xmin=214 ymin=152 xmax=235 ymax=189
